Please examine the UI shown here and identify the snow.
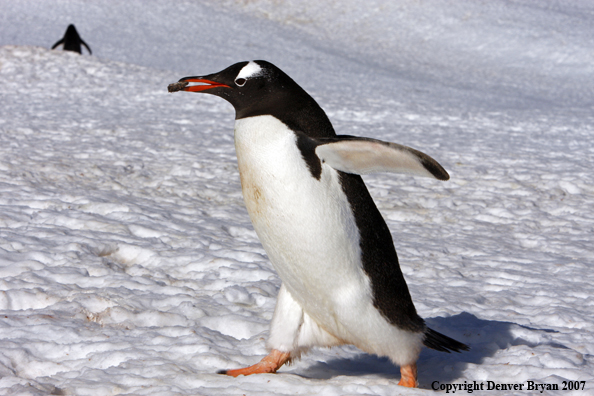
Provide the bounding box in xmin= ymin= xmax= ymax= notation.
xmin=0 ymin=0 xmax=593 ymax=394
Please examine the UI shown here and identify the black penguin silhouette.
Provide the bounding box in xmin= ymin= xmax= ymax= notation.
xmin=51 ymin=24 xmax=92 ymax=55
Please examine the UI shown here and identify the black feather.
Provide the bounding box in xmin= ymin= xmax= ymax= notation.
xmin=423 ymin=327 xmax=469 ymax=353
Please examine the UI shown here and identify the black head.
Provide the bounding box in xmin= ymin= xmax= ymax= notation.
xmin=177 ymin=61 xmax=336 ymax=137
xmin=65 ymin=24 xmax=80 ymax=38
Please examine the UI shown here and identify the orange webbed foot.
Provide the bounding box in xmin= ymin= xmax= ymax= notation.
xmin=219 ymin=349 xmax=291 ymax=377
xmin=397 ymin=363 xmax=418 ymax=388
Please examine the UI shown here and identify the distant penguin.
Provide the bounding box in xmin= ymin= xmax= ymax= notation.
xmin=51 ymin=24 xmax=92 ymax=55
xmin=168 ymin=61 xmax=468 ymax=388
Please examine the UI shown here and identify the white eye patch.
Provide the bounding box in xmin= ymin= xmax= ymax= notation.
xmin=237 ymin=61 xmax=263 ymax=80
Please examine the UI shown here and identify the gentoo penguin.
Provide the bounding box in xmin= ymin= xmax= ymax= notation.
xmin=51 ymin=24 xmax=92 ymax=55
xmin=168 ymin=61 xmax=468 ymax=388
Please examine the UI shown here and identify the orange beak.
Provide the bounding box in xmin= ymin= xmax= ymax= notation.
xmin=179 ymin=77 xmax=230 ymax=92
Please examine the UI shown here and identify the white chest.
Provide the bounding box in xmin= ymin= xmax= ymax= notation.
xmin=233 ymin=116 xmax=371 ymax=322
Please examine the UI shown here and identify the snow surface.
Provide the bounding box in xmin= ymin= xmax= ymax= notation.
xmin=1 ymin=0 xmax=593 ymax=395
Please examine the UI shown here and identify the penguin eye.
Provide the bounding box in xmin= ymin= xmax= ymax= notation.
xmin=235 ymin=78 xmax=247 ymax=87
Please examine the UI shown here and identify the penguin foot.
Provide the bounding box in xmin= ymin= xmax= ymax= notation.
xmin=397 ymin=363 xmax=418 ymax=388
xmin=221 ymin=349 xmax=291 ymax=377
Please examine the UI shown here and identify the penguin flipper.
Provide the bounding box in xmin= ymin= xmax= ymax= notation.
xmin=314 ymin=136 xmax=449 ymax=181
xmin=81 ymin=39 xmax=92 ymax=55
xmin=51 ymin=38 xmax=64 ymax=50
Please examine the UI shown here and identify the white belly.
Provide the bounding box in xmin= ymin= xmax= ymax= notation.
xmin=234 ymin=116 xmax=371 ymax=330
xmin=233 ymin=116 xmax=424 ymax=363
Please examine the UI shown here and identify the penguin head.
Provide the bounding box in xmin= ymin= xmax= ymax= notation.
xmin=177 ymin=60 xmax=310 ymax=120
xmin=65 ymin=24 xmax=80 ymax=38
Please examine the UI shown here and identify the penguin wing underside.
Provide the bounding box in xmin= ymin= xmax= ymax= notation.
xmin=314 ymin=136 xmax=449 ymax=181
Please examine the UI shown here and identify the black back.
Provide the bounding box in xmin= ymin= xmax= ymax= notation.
xmin=339 ymin=171 xmax=425 ymax=332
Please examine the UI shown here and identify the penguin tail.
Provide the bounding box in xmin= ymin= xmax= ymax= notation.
xmin=423 ymin=327 xmax=469 ymax=353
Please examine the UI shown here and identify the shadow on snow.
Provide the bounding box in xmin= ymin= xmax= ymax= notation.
xmin=292 ymin=312 xmax=564 ymax=389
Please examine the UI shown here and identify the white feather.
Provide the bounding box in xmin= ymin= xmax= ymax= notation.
xmin=315 ymin=139 xmax=436 ymax=178
xmin=237 ymin=61 xmax=263 ymax=80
